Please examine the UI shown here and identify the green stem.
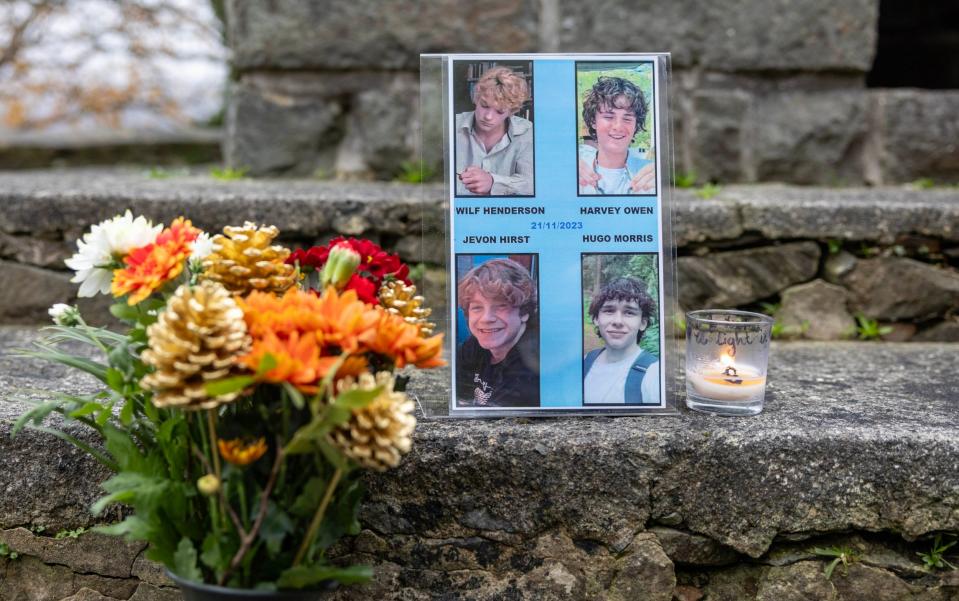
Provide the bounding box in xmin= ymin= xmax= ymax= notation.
xmin=76 ymin=316 xmax=110 ymax=357
xmin=293 ymin=468 xmax=343 ymax=567
xmin=206 ymin=410 xmax=222 ymax=481
xmin=206 ymin=410 xmax=228 ymax=532
xmin=237 ymin=478 xmax=250 ymax=531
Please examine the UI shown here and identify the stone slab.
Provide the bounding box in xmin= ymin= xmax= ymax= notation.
xmin=1 ymin=170 xmax=958 ymax=251
xmin=0 ymin=527 xmax=143 ymax=578
xmin=678 ymin=242 xmax=821 ymax=308
xmin=878 ymin=90 xmax=959 ymax=184
xmin=0 ymin=260 xmax=75 ymax=324
xmin=0 ymin=168 xmax=441 ymax=244
xmin=3 ymin=325 xmax=957 ymax=562
xmin=728 ymin=185 xmax=959 ymax=243
xmin=226 ymin=0 xmax=539 ymax=71
xmin=751 ymin=91 xmax=869 ymax=185
xmin=840 ymin=257 xmax=959 ymax=321
xmin=226 ymin=0 xmax=876 ymax=73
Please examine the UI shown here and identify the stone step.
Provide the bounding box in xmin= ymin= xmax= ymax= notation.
xmin=1 ymin=325 xmax=957 ymax=599
xmin=1 ymin=168 xmax=958 ymax=339
xmin=2 ymin=168 xmax=958 ymax=252
xmin=0 ymin=128 xmax=222 ymax=170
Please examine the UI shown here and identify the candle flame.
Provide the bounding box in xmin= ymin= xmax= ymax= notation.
xmin=720 ymin=352 xmax=734 ymax=367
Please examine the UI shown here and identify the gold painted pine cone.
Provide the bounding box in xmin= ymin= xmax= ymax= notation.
xmin=378 ymin=280 xmax=435 ymax=336
xmin=201 ymin=222 xmax=296 ymax=296
xmin=141 ymin=281 xmax=251 ymax=410
xmin=330 ymin=372 xmax=416 ymax=472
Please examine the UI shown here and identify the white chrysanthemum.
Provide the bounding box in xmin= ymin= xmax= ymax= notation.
xmin=64 ymin=211 xmax=163 ymax=297
xmin=189 ymin=231 xmax=214 ymax=261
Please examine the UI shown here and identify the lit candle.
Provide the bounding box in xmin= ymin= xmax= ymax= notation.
xmin=687 ymin=351 xmax=766 ymax=402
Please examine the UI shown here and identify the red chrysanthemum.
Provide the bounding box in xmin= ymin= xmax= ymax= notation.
xmin=286 ymin=237 xmax=410 ymax=289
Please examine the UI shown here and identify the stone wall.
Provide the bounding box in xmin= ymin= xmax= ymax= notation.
xmin=1 ymin=170 xmax=958 ymax=342
xmin=222 ymin=0 xmax=959 ymax=185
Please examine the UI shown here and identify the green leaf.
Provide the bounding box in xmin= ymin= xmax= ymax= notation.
xmin=290 ymin=477 xmax=326 ymax=518
xmin=314 ymin=478 xmax=363 ymax=550
xmin=205 ymin=376 xmax=254 ymax=398
xmin=68 ymin=402 xmax=104 ymax=419
xmin=108 ymin=344 xmax=133 ymax=373
xmin=12 ymin=401 xmax=67 ymax=436
xmin=95 ymin=401 xmax=115 ymax=427
xmin=143 ymin=395 xmax=160 ymax=422
xmin=173 ymin=538 xmax=204 ymax=582
xmin=324 ymin=406 xmax=352 ymax=428
xmin=42 ymin=324 xmax=126 ymax=347
xmin=95 ymin=515 xmax=153 ymax=540
xmin=102 ymin=424 xmax=146 ymax=473
xmin=333 ymin=387 xmax=382 ymax=410
xmin=284 ymin=416 xmax=333 ymax=456
xmin=157 ymin=418 xmax=180 ymax=444
xmin=27 ymin=425 xmax=118 ymax=471
xmin=119 ymin=399 xmax=135 ymax=426
xmin=283 ymin=382 xmax=305 ymax=410
xmin=277 ymin=564 xmax=373 ymax=589
xmin=315 ymin=439 xmax=349 ymax=471
xmin=824 ymin=557 xmax=840 ymax=579
xmin=19 ymin=347 xmax=109 ymax=383
xmin=93 ymin=472 xmax=169 ymax=515
xmin=110 ymin=303 xmax=141 ymax=323
xmin=258 ymin=502 xmax=294 ymax=555
xmin=200 ymin=533 xmax=232 ymax=574
xmin=256 ymin=353 xmax=277 ymax=376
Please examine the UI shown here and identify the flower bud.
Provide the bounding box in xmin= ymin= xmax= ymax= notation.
xmin=48 ymin=303 xmax=81 ymax=327
xmin=320 ymin=242 xmax=361 ymax=289
xmin=197 ymin=474 xmax=221 ymax=496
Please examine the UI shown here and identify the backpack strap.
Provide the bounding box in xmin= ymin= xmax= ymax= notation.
xmin=625 ymin=351 xmax=659 ymax=405
xmin=630 ymin=351 xmax=658 ymax=373
xmin=582 ymin=348 xmax=603 ymax=378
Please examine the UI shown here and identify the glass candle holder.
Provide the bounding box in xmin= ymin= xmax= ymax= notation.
xmin=685 ymin=310 xmax=773 ymax=416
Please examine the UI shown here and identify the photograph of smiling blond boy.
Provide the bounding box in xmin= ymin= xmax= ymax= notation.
xmin=582 ymin=254 xmax=661 ymax=405
xmin=576 ymin=63 xmax=656 ymax=196
xmin=454 ymin=64 xmax=534 ymax=196
xmin=455 ymin=256 xmax=539 ymax=408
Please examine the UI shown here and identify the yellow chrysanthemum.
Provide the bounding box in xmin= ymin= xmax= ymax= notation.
xmin=218 ymin=437 xmax=268 ymax=466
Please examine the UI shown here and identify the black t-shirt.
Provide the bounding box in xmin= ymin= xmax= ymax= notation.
xmin=456 ymin=326 xmax=540 ymax=408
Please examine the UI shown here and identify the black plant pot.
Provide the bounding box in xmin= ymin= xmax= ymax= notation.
xmin=165 ymin=570 xmax=338 ymax=601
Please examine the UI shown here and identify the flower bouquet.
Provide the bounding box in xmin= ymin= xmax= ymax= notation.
xmin=15 ymin=213 xmax=443 ymax=594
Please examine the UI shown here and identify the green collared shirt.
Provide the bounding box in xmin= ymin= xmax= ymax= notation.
xmin=455 ymin=112 xmax=533 ymax=196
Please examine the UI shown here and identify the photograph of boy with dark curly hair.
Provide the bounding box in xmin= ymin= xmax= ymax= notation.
xmin=576 ymin=63 xmax=656 ymax=196
xmin=582 ymin=254 xmax=661 ymax=405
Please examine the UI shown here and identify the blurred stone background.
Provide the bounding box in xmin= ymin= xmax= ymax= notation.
xmin=222 ymin=0 xmax=959 ymax=184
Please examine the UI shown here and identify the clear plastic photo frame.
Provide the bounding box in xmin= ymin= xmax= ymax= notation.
xmin=418 ymin=53 xmax=680 ymax=418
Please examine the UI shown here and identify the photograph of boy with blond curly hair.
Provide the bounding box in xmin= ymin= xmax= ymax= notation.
xmin=454 ymin=63 xmax=534 ymax=196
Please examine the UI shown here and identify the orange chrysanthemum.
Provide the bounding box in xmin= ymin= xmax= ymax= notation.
xmin=311 ymin=287 xmax=380 ymax=353
xmin=240 ymin=330 xmax=324 ymax=393
xmin=362 ymin=310 xmax=445 ymax=369
xmin=236 ymin=286 xmax=441 ymax=391
xmin=239 ymin=287 xmax=379 ymax=352
xmin=237 ymin=288 xmax=378 ymax=391
xmin=218 ymin=437 xmax=268 ymax=466
xmin=112 ymin=218 xmax=200 ymax=305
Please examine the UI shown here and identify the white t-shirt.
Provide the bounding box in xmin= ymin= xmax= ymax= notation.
xmin=584 ymin=347 xmax=660 ymax=404
xmin=593 ymin=165 xmax=631 ymax=195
